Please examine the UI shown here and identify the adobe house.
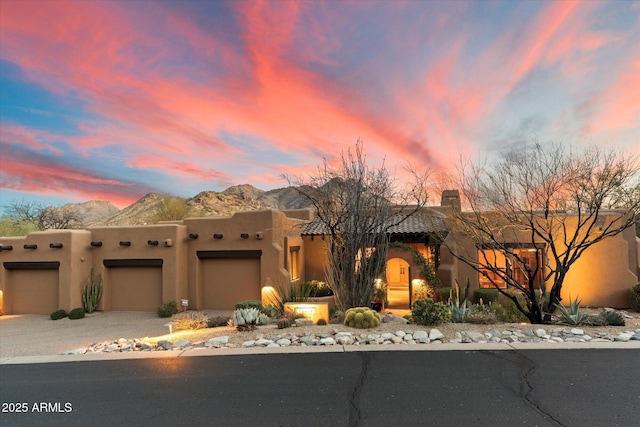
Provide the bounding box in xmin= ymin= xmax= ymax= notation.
xmin=0 ymin=209 xmax=311 ymax=315
xmin=0 ymin=193 xmax=638 ymax=314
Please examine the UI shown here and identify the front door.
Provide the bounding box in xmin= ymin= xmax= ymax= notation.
xmin=386 ymin=258 xmax=410 ymax=308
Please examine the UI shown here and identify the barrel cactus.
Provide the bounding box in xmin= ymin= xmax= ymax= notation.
xmin=344 ymin=307 xmax=381 ymax=329
xmin=277 ymin=317 xmax=291 ymax=329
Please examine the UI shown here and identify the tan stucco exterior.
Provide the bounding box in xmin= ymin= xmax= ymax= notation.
xmin=0 ymin=205 xmax=637 ymax=314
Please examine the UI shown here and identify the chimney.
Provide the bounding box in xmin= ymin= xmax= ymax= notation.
xmin=441 ymin=190 xmax=461 ymax=211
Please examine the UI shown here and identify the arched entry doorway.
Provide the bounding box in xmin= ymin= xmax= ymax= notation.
xmin=386 ymin=257 xmax=410 ymax=308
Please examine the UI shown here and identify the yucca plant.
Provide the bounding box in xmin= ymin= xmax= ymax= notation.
xmin=554 ymin=296 xmax=588 ymax=325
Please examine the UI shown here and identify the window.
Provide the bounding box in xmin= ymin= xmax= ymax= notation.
xmin=478 ymin=247 xmax=543 ymax=289
xmin=289 ymin=246 xmax=300 ymax=280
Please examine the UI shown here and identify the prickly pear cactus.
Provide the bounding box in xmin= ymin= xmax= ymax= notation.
xmin=344 ymin=307 xmax=381 ymax=329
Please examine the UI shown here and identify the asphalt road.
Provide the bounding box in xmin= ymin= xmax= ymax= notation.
xmin=1 ymin=349 xmax=638 ymax=427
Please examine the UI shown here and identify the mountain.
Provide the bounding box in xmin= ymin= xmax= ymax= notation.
xmin=84 ymin=185 xmax=313 ymax=226
xmin=65 ymin=200 xmax=119 ymax=222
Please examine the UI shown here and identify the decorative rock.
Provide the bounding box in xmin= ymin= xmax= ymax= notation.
xmin=157 ymin=340 xmax=172 ymax=350
xmin=276 ymin=338 xmax=292 ymax=346
xmin=570 ymin=328 xmax=584 ymax=335
xmin=173 ymin=339 xmax=191 ymax=348
xmin=209 ymin=336 xmax=229 ymax=345
xmin=320 ymin=337 xmax=336 ymax=345
xmin=256 ymin=338 xmax=273 ymax=346
xmin=413 ymin=330 xmax=428 ymax=341
xmin=242 ymin=340 xmax=256 ymax=348
xmin=295 ymin=318 xmax=313 ymax=326
xmin=429 ymin=329 xmax=444 ymax=340
xmin=614 ymin=333 xmax=632 ymax=342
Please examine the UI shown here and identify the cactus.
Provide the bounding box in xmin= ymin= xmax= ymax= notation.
xmin=343 ymin=307 xmax=381 ymax=329
xmin=277 ymin=317 xmax=291 ymax=329
xmin=232 ymin=307 xmax=262 ymax=331
xmin=82 ymin=268 xmax=103 ymax=314
xmin=257 ymin=313 xmax=270 ymax=326
xmin=316 ymin=318 xmax=327 ymax=326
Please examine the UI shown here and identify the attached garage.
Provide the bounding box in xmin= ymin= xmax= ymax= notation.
xmin=198 ymin=250 xmax=261 ymax=310
xmin=3 ymin=262 xmax=60 ymax=315
xmin=104 ymin=259 xmax=163 ymax=311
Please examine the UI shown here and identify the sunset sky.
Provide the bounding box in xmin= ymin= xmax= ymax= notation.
xmin=1 ymin=0 xmax=638 ymax=212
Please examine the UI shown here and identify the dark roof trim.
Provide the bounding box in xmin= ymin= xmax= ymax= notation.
xmin=197 ymin=250 xmax=262 ymax=259
xmin=103 ymin=259 xmax=163 ymax=267
xmin=4 ymin=261 xmax=60 ymax=270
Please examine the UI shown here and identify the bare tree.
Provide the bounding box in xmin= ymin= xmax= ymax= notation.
xmin=285 ymin=140 xmax=431 ymax=311
xmin=441 ymin=142 xmax=640 ymax=323
xmin=4 ymin=200 xmax=82 ymax=230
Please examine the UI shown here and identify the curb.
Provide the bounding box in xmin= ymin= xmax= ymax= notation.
xmin=2 ymin=340 xmax=639 ymax=365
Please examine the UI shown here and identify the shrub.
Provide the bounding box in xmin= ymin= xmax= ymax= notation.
xmin=305 ymin=280 xmax=333 ymax=297
xmin=235 ymin=300 xmax=263 ymax=310
xmin=493 ymin=300 xmax=528 ymax=323
xmin=596 ymin=309 xmax=625 ymax=326
xmin=466 ymin=303 xmax=497 ymax=324
xmin=207 ymin=315 xmax=231 ymax=328
xmin=316 ymin=318 xmax=327 ymax=326
xmin=629 ymin=283 xmax=640 ymax=312
xmin=69 ymin=308 xmax=85 ymax=320
xmin=50 ymin=309 xmax=68 ymax=320
xmin=448 ymin=280 xmax=471 ymax=323
xmin=411 ymin=298 xmax=451 ymax=326
xmin=173 ymin=311 xmax=208 ymax=331
xmin=82 ymin=268 xmax=103 ymax=313
xmin=157 ymin=301 xmax=179 ymax=318
xmin=344 ymin=307 xmax=381 ymax=329
xmin=473 ymin=289 xmax=500 ymax=305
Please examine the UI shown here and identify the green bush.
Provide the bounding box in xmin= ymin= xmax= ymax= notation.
xmin=493 ymin=300 xmax=528 ymax=323
xmin=411 ymin=298 xmax=451 ymax=326
xmin=305 ymin=280 xmax=333 ymax=297
xmin=473 ymin=289 xmax=500 ymax=304
xmin=235 ymin=300 xmax=263 ymax=310
xmin=344 ymin=307 xmax=381 ymax=329
xmin=585 ymin=310 xmax=625 ymax=326
xmin=50 ymin=309 xmax=68 ymax=320
xmin=157 ymin=301 xmax=178 ymax=318
xmin=207 ymin=315 xmax=231 ymax=328
xmin=466 ymin=303 xmax=497 ymax=324
xmin=69 ymin=308 xmax=85 ymax=320
xmin=173 ymin=311 xmax=209 ymax=331
xmin=629 ymin=283 xmax=640 ymax=312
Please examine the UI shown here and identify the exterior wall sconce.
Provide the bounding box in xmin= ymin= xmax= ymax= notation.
xmin=91 ymin=241 xmax=103 ymax=247
xmin=49 ymin=243 xmax=63 ymax=249
xmin=213 ymin=234 xmax=223 ymax=239
xmin=0 ymin=245 xmax=13 ymax=251
xmin=255 ymin=232 xmax=264 ymax=240
xmin=119 ymin=241 xmax=131 ymax=246
xmin=188 ymin=233 xmax=199 ymax=239
xmin=24 ymin=244 xmax=38 ymax=249
xmin=240 ymin=233 xmax=249 ymax=239
xmin=147 ymin=240 xmax=159 ymax=246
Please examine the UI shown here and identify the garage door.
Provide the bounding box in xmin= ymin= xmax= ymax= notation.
xmin=110 ymin=266 xmax=162 ymax=311
xmin=8 ymin=268 xmax=59 ymax=315
xmin=200 ymin=258 xmax=261 ymax=310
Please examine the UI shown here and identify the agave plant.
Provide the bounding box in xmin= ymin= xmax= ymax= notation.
xmin=447 ymin=279 xmax=471 ymax=323
xmin=554 ymin=296 xmax=588 ymax=325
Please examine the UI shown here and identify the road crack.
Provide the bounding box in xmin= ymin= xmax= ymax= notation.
xmin=348 ymin=352 xmax=372 ymax=427
xmin=485 ymin=349 xmax=567 ymax=427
